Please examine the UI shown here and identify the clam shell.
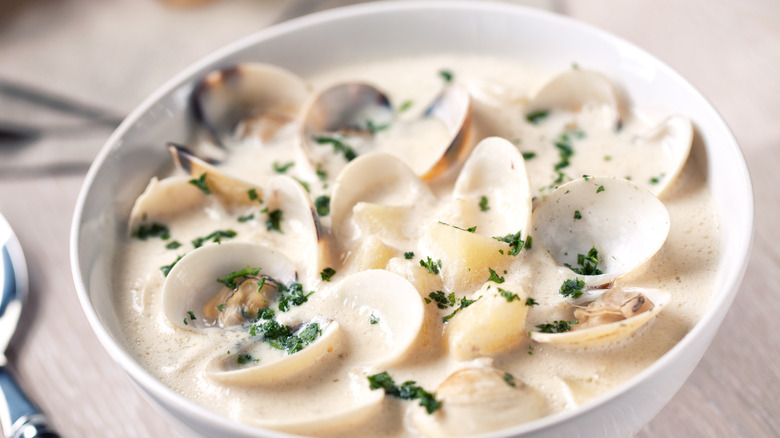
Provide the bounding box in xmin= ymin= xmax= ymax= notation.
xmin=451 ymin=136 xmax=532 ymax=237
xmin=162 ymin=242 xmax=298 ymax=331
xmin=192 ymin=63 xmax=309 ymax=148
xmin=633 ymin=115 xmax=694 ymax=196
xmin=410 ymin=367 xmax=548 ymax=437
xmin=532 ymin=176 xmax=670 ymax=286
xmin=327 ymin=269 xmax=425 ymax=367
xmin=530 ymin=287 xmax=670 ymax=346
xmin=206 ymin=319 xmax=343 ymax=385
xmin=127 ymin=175 xmax=206 ymax=232
xmin=527 ymin=68 xmax=622 ymax=130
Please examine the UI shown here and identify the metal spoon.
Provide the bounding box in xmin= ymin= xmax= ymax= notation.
xmin=0 ymin=213 xmax=59 ymax=438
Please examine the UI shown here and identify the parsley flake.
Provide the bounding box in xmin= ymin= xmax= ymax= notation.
xmin=487 ymin=267 xmax=505 ymax=284
xmin=596 ymin=185 xmax=605 ymax=193
xmin=188 ymin=173 xmax=211 ymax=194
xmin=320 ymin=267 xmax=336 ymax=282
xmin=404 ymin=251 xmax=415 ymax=260
xmin=192 ymin=229 xmax=237 ymax=248
xmin=526 ymin=110 xmax=549 ymax=124
xmin=503 ymin=372 xmax=517 ymax=387
xmin=479 ymin=195 xmax=490 ymax=212
xmin=313 ymin=136 xmax=358 ymax=161
xmin=314 ymin=195 xmax=330 ymax=217
xmin=559 ymin=278 xmax=586 ymax=298
xmin=273 ymin=161 xmax=295 ymax=173
xmin=574 ymin=210 xmax=582 ymax=220
xmin=499 ymin=288 xmax=521 ymax=302
xmin=165 ymin=240 xmax=182 ymax=250
xmin=493 ymin=230 xmax=526 ymax=256
xmin=216 ymin=267 xmax=261 ymax=289
xmin=419 ymin=257 xmax=442 ymax=275
xmin=536 ymin=320 xmax=578 ymax=333
xmin=266 ymin=209 xmax=283 ymax=233
xmin=367 ymin=372 xmax=441 ymax=414
xmin=565 ymin=247 xmax=603 ymax=275
xmin=132 ymin=222 xmax=170 ymax=240
xmin=439 ymin=69 xmax=454 ymax=82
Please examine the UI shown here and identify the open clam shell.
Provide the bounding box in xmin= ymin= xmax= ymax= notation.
xmin=162 ymin=241 xmax=298 ymax=331
xmin=127 ymin=175 xmax=207 ymax=232
xmin=530 ymin=287 xmax=670 ymax=347
xmin=410 ymin=367 xmax=548 ymax=437
xmin=301 ymin=81 xmax=472 ymax=180
xmin=633 ymin=115 xmax=694 ymax=196
xmin=532 ymin=176 xmax=670 ymax=286
xmin=327 ymin=269 xmax=425 ymax=367
xmin=527 ymin=68 xmax=622 ymax=130
xmin=330 ymin=153 xmax=434 ymax=247
xmin=192 ymin=63 xmax=309 ymax=149
xmin=206 ymin=319 xmax=343 ymax=385
xmin=245 ymin=372 xmax=384 ymax=435
xmin=451 ymin=136 xmax=532 ymax=237
xmin=263 ymin=175 xmax=329 ymax=284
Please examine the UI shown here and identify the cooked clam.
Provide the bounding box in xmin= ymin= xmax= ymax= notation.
xmin=327 ymin=269 xmax=425 ymax=367
xmin=162 ymin=241 xmax=298 ymax=331
xmin=633 ymin=115 xmax=694 ymax=196
xmin=127 ymin=175 xmax=208 ymax=232
xmin=206 ymin=319 xmax=343 ymax=385
xmin=532 ymin=176 xmax=670 ymax=286
xmin=245 ymin=372 xmax=384 ymax=434
xmin=530 ymin=287 xmax=670 ymax=346
xmin=527 ymin=68 xmax=622 ymax=130
xmin=301 ymin=82 xmax=472 ymax=180
xmin=192 ymin=63 xmax=309 ymax=149
xmin=330 ymin=153 xmax=435 ymax=248
xmin=450 ymin=136 xmax=532 ymax=237
xmin=410 ymin=367 xmax=548 ymax=437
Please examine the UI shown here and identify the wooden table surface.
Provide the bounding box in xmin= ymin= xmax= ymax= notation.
xmin=1 ymin=0 xmax=777 ymax=437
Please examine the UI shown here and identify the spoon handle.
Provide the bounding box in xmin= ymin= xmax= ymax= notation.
xmin=0 ymin=367 xmax=59 ymax=438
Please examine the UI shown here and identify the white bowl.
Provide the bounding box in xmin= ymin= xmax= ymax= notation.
xmin=70 ymin=2 xmax=753 ymax=437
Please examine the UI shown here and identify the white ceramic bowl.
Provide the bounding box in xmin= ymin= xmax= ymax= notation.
xmin=70 ymin=2 xmax=753 ymax=437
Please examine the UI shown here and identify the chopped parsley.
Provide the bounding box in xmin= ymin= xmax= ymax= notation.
xmin=487 ymin=267 xmax=505 ymax=284
xmin=574 ymin=210 xmax=582 ymax=220
xmin=559 ymin=278 xmax=586 ymax=298
xmin=237 ymin=213 xmax=254 ymax=223
xmin=295 ymin=178 xmax=310 ymax=193
xmin=536 ymin=320 xmax=577 ymax=333
xmin=320 ymin=267 xmax=336 ymax=282
xmin=438 ymin=221 xmax=476 ymax=233
xmin=216 ymin=267 xmax=261 ymax=289
xmin=314 ymin=195 xmax=330 ymax=217
xmin=419 ymin=257 xmax=442 ymax=275
xmin=498 ymin=288 xmax=520 ymax=302
xmin=265 ymin=209 xmax=283 ymax=233
xmin=479 ymin=195 xmax=490 ymax=212
xmin=165 ymin=240 xmax=182 ymax=250
xmin=439 ymin=69 xmax=454 ymax=82
xmin=216 ymin=304 xmax=226 ymax=312
xmin=183 ymin=310 xmax=196 ymax=325
xmin=132 ymin=222 xmax=170 ymax=240
xmin=565 ymin=247 xmax=603 ymax=275
xmin=237 ymin=353 xmax=257 ymax=365
xmin=370 ymin=314 xmax=380 ymax=325
xmin=315 ymin=164 xmax=327 ymax=183
xmin=522 ymin=151 xmax=537 ymax=160
xmin=596 ymin=185 xmax=605 ymax=193
xmin=276 ymin=281 xmax=314 ymax=312
xmin=493 ymin=230 xmax=527 ymax=256
xmin=442 ymin=297 xmax=479 ymax=322
xmin=366 ymin=119 xmax=390 ymax=134
xmin=404 ymin=251 xmax=415 ymax=260
xmin=247 ymin=188 xmax=261 ymax=202
xmin=427 ymin=290 xmax=456 ymax=309
xmin=188 ymin=172 xmax=211 ymax=194
xmin=367 ymin=372 xmax=441 ymax=414
xmin=398 ymin=100 xmax=414 ymax=113
xmin=503 ymin=372 xmax=517 ymax=387
xmin=250 ymin=320 xmax=321 ymax=355
xmin=272 ymin=161 xmax=295 ymax=173
xmin=192 ymin=229 xmax=237 ymax=248
xmin=525 ymin=297 xmax=539 ymax=306
xmin=160 ymin=255 xmax=183 ymax=277
xmin=526 ymin=110 xmax=549 ymax=124
xmin=313 ymin=136 xmax=358 ymax=161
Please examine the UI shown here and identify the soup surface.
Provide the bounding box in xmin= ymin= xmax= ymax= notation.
xmin=114 ymin=55 xmax=719 ymax=437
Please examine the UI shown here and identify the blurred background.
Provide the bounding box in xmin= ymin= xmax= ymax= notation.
xmin=0 ymin=0 xmax=777 ymax=437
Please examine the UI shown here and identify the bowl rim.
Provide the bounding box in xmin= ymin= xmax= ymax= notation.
xmin=70 ymin=1 xmax=754 ymax=436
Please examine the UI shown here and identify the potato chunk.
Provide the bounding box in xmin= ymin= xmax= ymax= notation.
xmin=445 ymin=282 xmax=529 ymax=360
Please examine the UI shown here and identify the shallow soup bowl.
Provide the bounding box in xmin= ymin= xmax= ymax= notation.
xmin=71 ymin=1 xmax=753 ymax=437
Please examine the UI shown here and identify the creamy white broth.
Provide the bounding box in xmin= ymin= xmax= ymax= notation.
xmin=114 ymin=54 xmax=719 ymax=437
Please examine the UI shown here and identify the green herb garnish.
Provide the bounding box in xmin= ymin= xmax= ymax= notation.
xmin=439 ymin=69 xmax=454 ymax=82
xmin=487 ymin=267 xmax=505 ymax=284
xmin=427 ymin=290 xmax=456 ymax=309
xmin=276 ymin=281 xmax=314 ymax=312
xmin=498 ymin=288 xmax=520 ymax=302
xmin=522 ymin=151 xmax=537 ymax=160
xmin=273 ymin=161 xmax=295 ymax=173
xmin=404 ymin=251 xmax=414 ymax=260
xmin=442 ymin=297 xmax=479 ymax=322
xmin=565 ymin=247 xmax=603 ymax=275
xmin=559 ymin=278 xmax=586 ymax=298
xmin=266 ymin=209 xmax=283 ymax=233
xmin=503 ymin=372 xmax=517 ymax=387
xmin=536 ymin=320 xmax=577 ymax=333
xmin=161 ymin=255 xmax=184 ymax=277
xmin=188 ymin=172 xmax=211 ymax=194
xmin=419 ymin=257 xmax=442 ymax=275
xmin=367 ymin=372 xmax=441 ymax=414
xmin=438 ymin=221 xmax=476 ymax=233
xmin=314 ymin=195 xmax=330 ymax=217
xmin=574 ymin=210 xmax=582 ymax=220
xmin=398 ymin=100 xmax=413 ymax=113
xmin=165 ymin=240 xmax=181 ymax=250
xmin=493 ymin=230 xmax=526 ymax=256
xmin=479 ymin=195 xmax=490 ymax=212
xmin=192 ymin=229 xmax=237 ymax=248
xmin=596 ymin=185 xmax=605 ymax=193
xmin=238 ymin=213 xmax=254 ymax=223
xmin=526 ymin=110 xmax=549 ymax=124
xmin=525 ymin=297 xmax=539 ymax=306
xmin=320 ymin=267 xmax=336 ymax=282
xmin=313 ymin=136 xmax=358 ymax=161
xmin=370 ymin=314 xmax=380 ymax=325
xmin=132 ymin=222 xmax=170 ymax=240
xmin=247 ymin=188 xmax=261 ymax=202
xmin=237 ymin=353 xmax=257 ymax=364
xmin=217 ymin=267 xmax=261 ymax=289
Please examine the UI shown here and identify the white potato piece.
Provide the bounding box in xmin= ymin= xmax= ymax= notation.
xmin=446 ymin=282 xmax=530 ymax=360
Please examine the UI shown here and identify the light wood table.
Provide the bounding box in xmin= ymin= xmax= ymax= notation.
xmin=0 ymin=0 xmax=777 ymax=436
